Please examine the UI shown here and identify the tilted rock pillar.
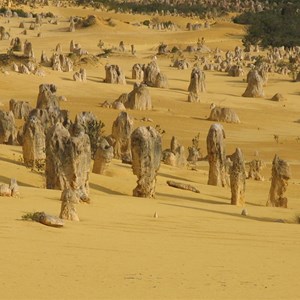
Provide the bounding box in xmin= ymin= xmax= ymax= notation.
xmin=131 ymin=126 xmax=162 ymax=198
xmin=266 ymin=155 xmax=290 ymax=208
xmin=206 ymin=123 xmax=227 ymax=187
xmin=229 ymin=148 xmax=246 ymax=206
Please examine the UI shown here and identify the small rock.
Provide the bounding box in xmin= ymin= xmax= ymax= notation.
xmin=241 ymin=208 xmax=248 ymax=216
xmin=58 ymin=95 xmax=67 ymax=102
xmin=153 ymin=211 xmax=158 ymax=218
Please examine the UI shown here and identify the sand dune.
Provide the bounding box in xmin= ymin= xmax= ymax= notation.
xmin=0 ymin=4 xmax=300 ymax=300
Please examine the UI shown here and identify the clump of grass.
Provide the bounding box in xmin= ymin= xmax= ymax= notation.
xmin=21 ymin=212 xmax=36 ymax=221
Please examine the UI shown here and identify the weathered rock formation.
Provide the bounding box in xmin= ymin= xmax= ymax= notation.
xmin=126 ymin=83 xmax=152 ymax=110
xmin=247 ymin=159 xmax=265 ymax=181
xmin=187 ymin=133 xmax=202 ymax=164
xmin=104 ymin=64 xmax=126 ymax=84
xmin=0 ymin=178 xmax=19 ymax=197
xmin=143 ymin=60 xmax=168 ymax=88
xmin=172 ymin=58 xmax=190 ymax=70
xmin=0 ymin=26 xmax=10 ymax=40
xmin=28 ymin=107 xmax=71 ymax=134
xmin=0 ymin=110 xmax=17 ymax=144
xmin=22 ymin=116 xmax=46 ymax=168
xmin=229 ymin=148 xmax=246 ymax=206
xmin=163 ymin=136 xmax=187 ymax=168
xmin=228 ymin=64 xmax=244 ymax=77
xmin=73 ymin=68 xmax=87 ymax=82
xmin=23 ymin=40 xmax=34 ymax=58
xmin=131 ymin=126 xmax=162 ymax=198
xmin=92 ymin=138 xmax=114 ymax=174
xmin=266 ymin=155 xmax=290 ymax=208
xmin=111 ymin=111 xmax=133 ymax=161
xmin=52 ymin=53 xmax=73 ymax=72
xmin=206 ymin=123 xmax=227 ymax=187
xmin=36 ymin=84 xmax=59 ymax=110
xmin=242 ymin=69 xmax=264 ymax=98
xmin=46 ymin=122 xmax=91 ymax=201
xmin=271 ymin=93 xmax=285 ymax=102
xmin=74 ymin=111 xmax=102 ymax=158
xmin=208 ymin=106 xmax=240 ymax=123
xmin=10 ymin=37 xmax=23 ymax=52
xmin=9 ymin=99 xmax=32 ymax=120
xmin=188 ymin=66 xmax=206 ymax=102
xmin=59 ymin=188 xmax=80 ymax=221
xmin=132 ymin=63 xmax=144 ymax=80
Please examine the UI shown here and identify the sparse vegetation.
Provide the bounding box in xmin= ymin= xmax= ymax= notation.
xmin=234 ymin=2 xmax=300 ymax=48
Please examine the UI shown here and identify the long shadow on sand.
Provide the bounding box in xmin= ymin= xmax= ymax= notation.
xmin=0 ymin=156 xmax=23 ymax=166
xmin=88 ymin=78 xmax=104 ymax=83
xmin=89 ymin=182 xmax=125 ymax=196
xmin=160 ymin=202 xmax=277 ymax=223
xmin=0 ymin=175 xmax=36 ymax=188
xmin=158 ymin=172 xmax=198 ymax=183
xmin=157 ymin=192 xmax=226 ymax=205
xmin=61 ymin=77 xmax=73 ymax=81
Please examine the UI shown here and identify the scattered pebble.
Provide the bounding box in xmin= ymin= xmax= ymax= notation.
xmin=241 ymin=208 xmax=248 ymax=216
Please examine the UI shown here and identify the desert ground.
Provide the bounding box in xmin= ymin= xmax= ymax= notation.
xmin=0 ymin=3 xmax=300 ymax=300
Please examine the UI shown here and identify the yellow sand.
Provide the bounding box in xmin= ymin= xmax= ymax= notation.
xmin=0 ymin=5 xmax=300 ymax=300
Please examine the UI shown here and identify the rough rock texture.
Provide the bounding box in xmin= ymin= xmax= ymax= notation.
xmin=0 ymin=110 xmax=17 ymax=144
xmin=167 ymin=180 xmax=200 ymax=193
xmin=74 ymin=111 xmax=102 ymax=158
xmin=69 ymin=123 xmax=91 ymax=201
xmin=111 ymin=111 xmax=133 ymax=160
xmin=31 ymin=212 xmax=64 ymax=227
xmin=187 ymin=133 xmax=202 ymax=164
xmin=188 ymin=66 xmax=206 ymax=102
xmin=206 ymin=123 xmax=227 ymax=187
xmin=10 ymin=37 xmax=23 ymax=52
xmin=266 ymin=155 xmax=290 ymax=208
xmin=208 ymin=107 xmax=240 ymax=123
xmin=9 ymin=99 xmax=32 ymax=120
xmin=228 ymin=64 xmax=244 ymax=77
xmin=104 ymin=64 xmax=126 ymax=84
xmin=143 ymin=60 xmax=160 ymax=87
xmin=132 ymin=63 xmax=144 ymax=80
xmin=28 ymin=108 xmax=71 ymax=133
xmin=0 ymin=178 xmax=19 ymax=197
xmin=59 ymin=188 xmax=80 ymax=221
xmin=271 ymin=93 xmax=285 ymax=101
xmin=143 ymin=60 xmax=168 ymax=88
xmin=52 ymin=53 xmax=73 ymax=72
xmin=163 ymin=136 xmax=187 ymax=168
xmin=242 ymin=69 xmax=264 ymax=98
xmin=229 ymin=148 xmax=246 ymax=206
xmin=172 ymin=58 xmax=190 ymax=70
xmin=45 ymin=122 xmax=91 ymax=201
xmin=73 ymin=68 xmax=87 ymax=82
xmin=247 ymin=159 xmax=265 ymax=181
xmin=155 ymin=72 xmax=169 ymax=88
xmin=23 ymin=40 xmax=34 ymax=58
xmin=0 ymin=26 xmax=10 ymax=40
xmin=36 ymin=84 xmax=59 ymax=110
xmin=22 ymin=116 xmax=46 ymax=168
xmin=131 ymin=126 xmax=162 ymax=198
xmin=45 ymin=122 xmax=72 ymax=190
xmin=126 ymin=83 xmax=152 ymax=110
xmin=92 ymin=138 xmax=114 ymax=174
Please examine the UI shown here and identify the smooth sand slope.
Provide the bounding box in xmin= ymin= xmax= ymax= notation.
xmin=0 ymin=5 xmax=300 ymax=300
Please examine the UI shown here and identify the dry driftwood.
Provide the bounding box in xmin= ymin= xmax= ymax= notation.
xmin=167 ymin=180 xmax=200 ymax=193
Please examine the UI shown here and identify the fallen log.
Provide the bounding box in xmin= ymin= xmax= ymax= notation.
xmin=167 ymin=180 xmax=200 ymax=193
